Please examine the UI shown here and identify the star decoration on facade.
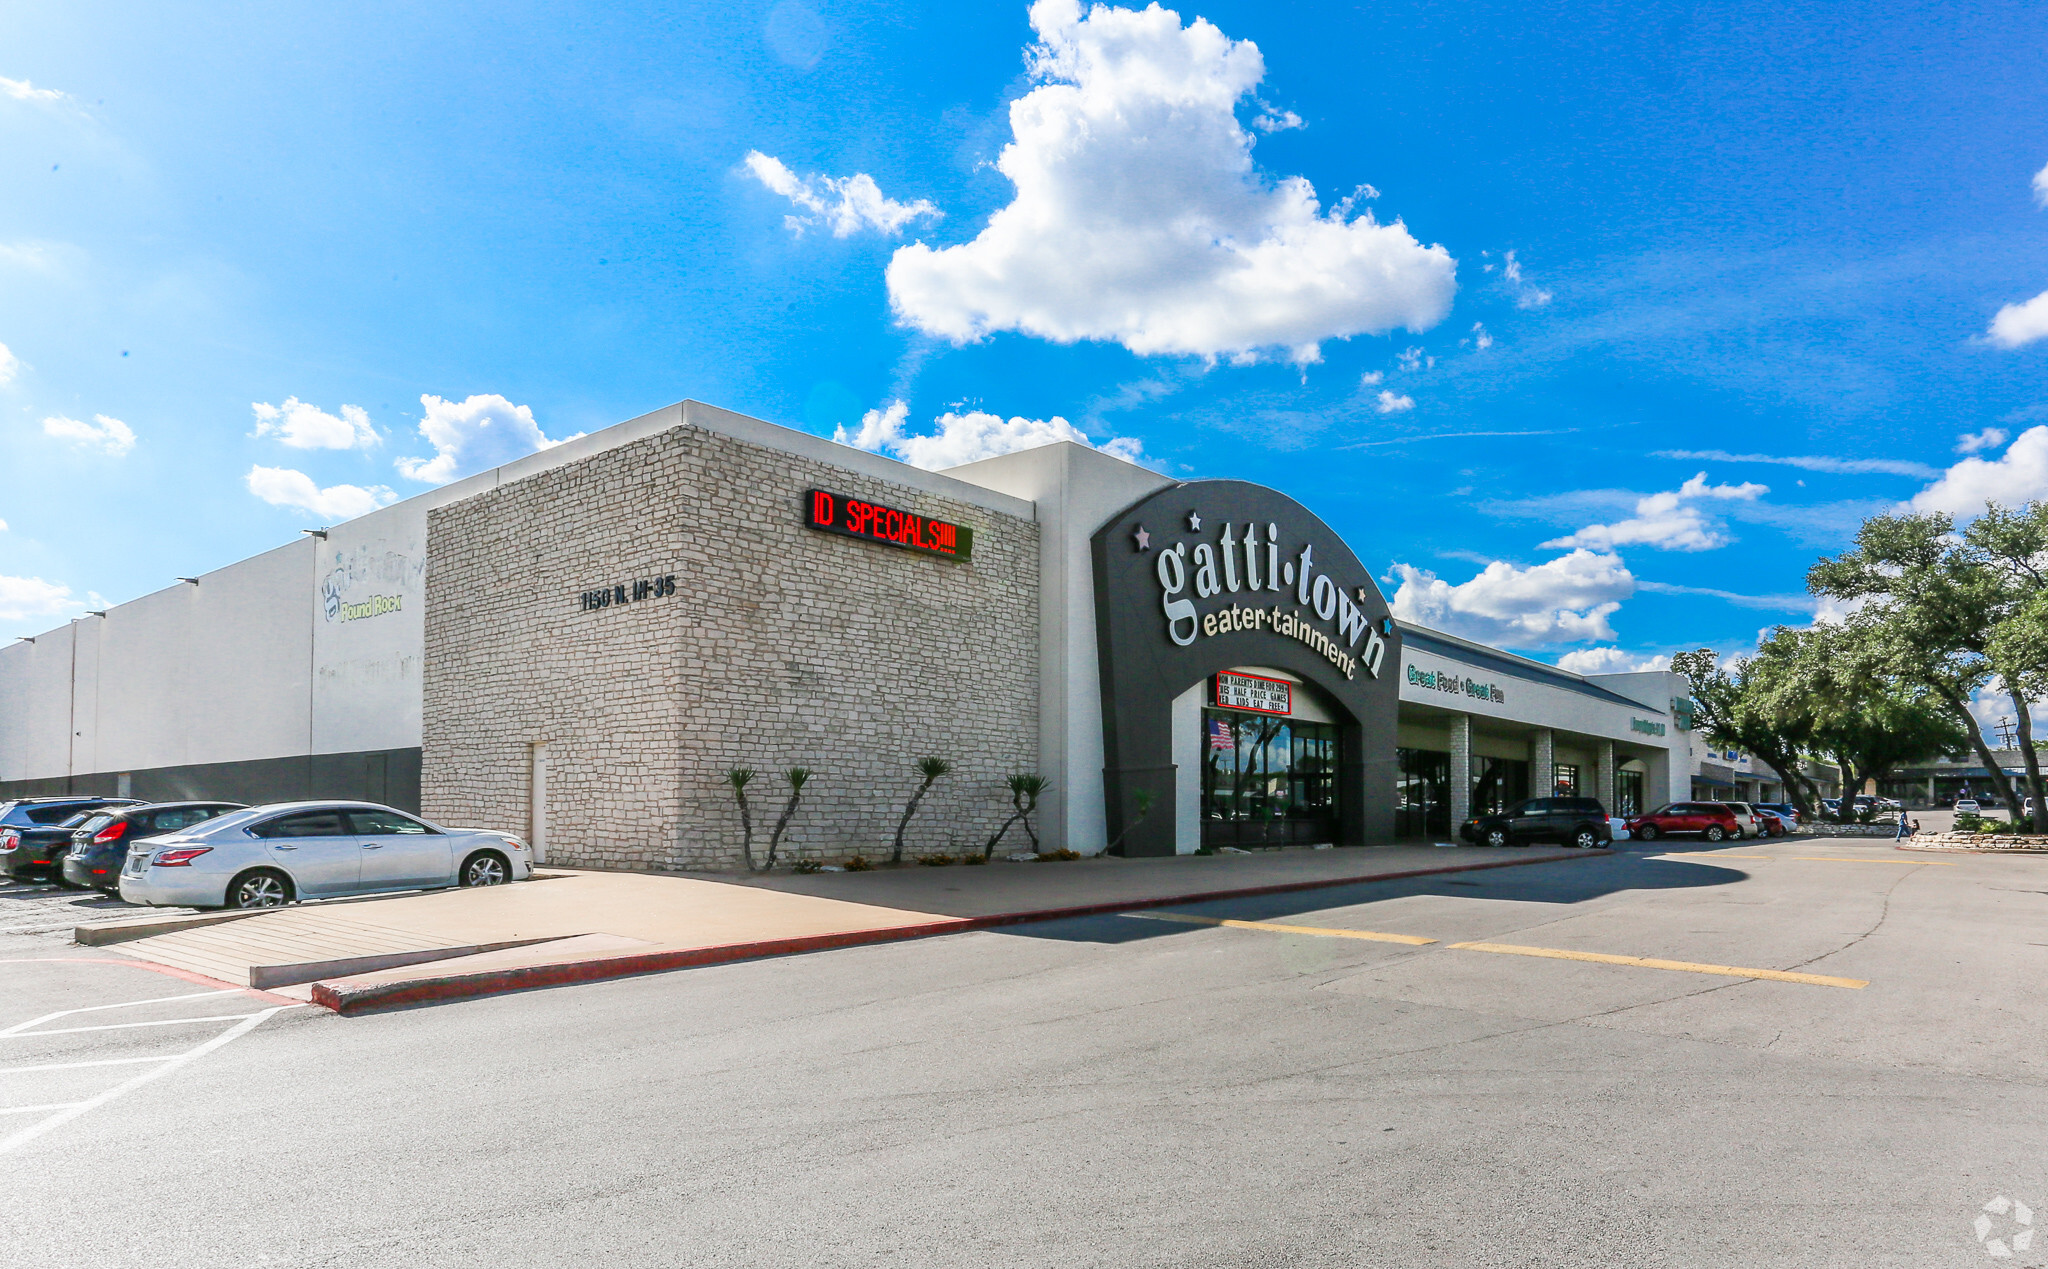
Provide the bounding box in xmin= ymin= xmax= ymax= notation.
xmin=1133 ymin=526 xmax=1150 ymax=551
xmin=1187 ymin=510 xmax=1202 ymax=530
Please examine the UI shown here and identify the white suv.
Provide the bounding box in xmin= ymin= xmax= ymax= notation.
xmin=1714 ymin=802 xmax=1764 ymax=839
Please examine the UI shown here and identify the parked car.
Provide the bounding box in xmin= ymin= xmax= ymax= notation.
xmin=1752 ymin=807 xmax=1793 ymax=837
xmin=61 ymin=802 xmax=248 ymax=894
xmin=1753 ymin=802 xmax=1803 ymax=827
xmin=1460 ymin=796 xmax=1612 ymax=850
xmin=1712 ymin=801 xmax=1765 ymax=839
xmin=1954 ymin=798 xmax=1981 ymax=814
xmin=0 ymin=797 xmax=146 ymax=881
xmin=1624 ymin=802 xmax=1744 ymax=843
xmin=118 ymin=801 xmax=535 ymax=909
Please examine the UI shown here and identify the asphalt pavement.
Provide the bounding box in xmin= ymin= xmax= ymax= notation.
xmin=4 ymin=840 xmax=2047 ymax=1267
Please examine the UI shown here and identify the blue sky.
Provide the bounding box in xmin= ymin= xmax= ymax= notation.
xmin=4 ymin=0 xmax=2047 ymax=675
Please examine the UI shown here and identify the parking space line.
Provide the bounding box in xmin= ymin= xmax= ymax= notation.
xmin=1790 ymin=856 xmax=1956 ymax=865
xmin=1446 ymin=941 xmax=1867 ymax=988
xmin=0 ymin=1005 xmax=299 ymax=1156
xmin=0 ymin=1055 xmax=183 ymax=1075
xmin=1 ymin=1013 xmax=261 ymax=1039
xmin=1656 ymin=853 xmax=1772 ymax=860
xmin=0 ymin=988 xmax=244 ymax=1038
xmin=1121 ymin=911 xmax=1436 ymax=945
xmin=0 ymin=1102 xmax=84 ymax=1116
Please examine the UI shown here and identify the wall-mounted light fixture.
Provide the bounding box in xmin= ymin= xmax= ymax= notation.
xmin=301 ymin=528 xmax=328 ymax=539
xmin=15 ymin=636 xmax=33 ymax=644
xmin=87 ymin=610 xmax=107 ymax=617
xmin=177 ymin=577 xmax=199 ymax=585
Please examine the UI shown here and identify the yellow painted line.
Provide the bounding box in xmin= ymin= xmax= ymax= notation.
xmin=1657 ymin=852 xmax=1771 ymax=860
xmin=1447 ymin=941 xmax=1866 ymax=989
xmin=1121 ymin=911 xmax=1435 ymax=945
xmin=1790 ymin=856 xmax=1957 ymax=866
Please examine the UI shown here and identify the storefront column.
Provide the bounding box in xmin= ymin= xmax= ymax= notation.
xmin=1597 ymin=739 xmax=1615 ymax=814
xmin=1531 ymin=729 xmax=1556 ymax=795
xmin=1448 ymin=713 xmax=1471 ymax=830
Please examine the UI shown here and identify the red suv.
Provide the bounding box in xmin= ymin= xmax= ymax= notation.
xmin=1626 ymin=802 xmax=1743 ymax=843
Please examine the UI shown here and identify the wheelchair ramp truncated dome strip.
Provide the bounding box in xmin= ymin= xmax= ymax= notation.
xmin=111 ymin=910 xmax=576 ymax=989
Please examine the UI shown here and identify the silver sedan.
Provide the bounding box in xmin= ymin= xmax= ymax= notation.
xmin=118 ymin=802 xmax=534 ymax=909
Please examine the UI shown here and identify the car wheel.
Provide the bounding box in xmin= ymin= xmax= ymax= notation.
xmin=227 ymin=869 xmax=292 ymax=909
xmin=460 ymin=850 xmax=510 ymax=887
xmin=1482 ymin=826 xmax=1509 ymax=848
xmin=1574 ymin=827 xmax=1600 ymax=850
xmin=1635 ymin=824 xmax=1658 ymax=841
xmin=1704 ymin=826 xmax=1726 ymax=843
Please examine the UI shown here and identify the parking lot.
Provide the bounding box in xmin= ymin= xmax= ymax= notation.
xmin=3 ymin=838 xmax=2045 ymax=1267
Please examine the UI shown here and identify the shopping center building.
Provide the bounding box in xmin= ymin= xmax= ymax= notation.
xmin=0 ymin=400 xmax=1698 ymax=867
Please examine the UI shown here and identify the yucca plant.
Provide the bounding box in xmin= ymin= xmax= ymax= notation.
xmin=890 ymin=756 xmax=954 ymax=864
xmin=982 ymin=774 xmax=1051 ymax=860
xmin=764 ymin=767 xmax=810 ymax=871
xmin=726 ymin=768 xmax=756 ymax=871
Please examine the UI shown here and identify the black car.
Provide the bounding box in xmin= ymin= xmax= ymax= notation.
xmin=0 ymin=797 xmax=146 ymax=882
xmin=61 ymin=802 xmax=249 ymax=894
xmin=1460 ymin=796 xmax=1612 ymax=850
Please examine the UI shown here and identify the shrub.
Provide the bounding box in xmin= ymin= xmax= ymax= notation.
xmin=844 ymin=855 xmax=873 ymax=872
xmin=959 ymin=854 xmax=987 ymax=866
xmin=1036 ymin=848 xmax=1081 ymax=862
xmin=917 ymin=853 xmax=956 ymax=866
xmin=791 ymin=859 xmax=822 ymax=874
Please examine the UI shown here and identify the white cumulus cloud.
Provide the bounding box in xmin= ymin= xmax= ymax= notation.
xmin=395 ymin=394 xmax=572 ymax=485
xmin=0 ymin=341 xmax=18 ymax=385
xmin=1554 ymin=647 xmax=1671 ymax=674
xmin=1988 ymin=289 xmax=2048 ymax=349
xmin=251 ymin=397 xmax=379 ymax=450
xmin=43 ymin=414 xmax=135 ymax=457
xmin=0 ymin=77 xmax=66 ymax=104
xmin=1502 ymin=249 xmax=1552 ymax=308
xmin=1389 ymin=549 xmax=1635 ymax=646
xmin=245 ymin=466 xmax=397 ymax=521
xmin=1541 ymin=473 xmax=1766 ymax=553
xmin=1908 ymin=425 xmax=2048 ymax=518
xmin=835 ymin=399 xmax=1144 ymax=470
xmin=1374 ymin=390 xmax=1414 ymax=414
xmin=1957 ymin=427 xmax=2008 ymax=454
xmin=0 ymin=575 xmax=76 ymax=626
xmin=884 ymin=0 xmax=1455 ymax=365
xmin=2034 ymin=159 xmax=2048 ymax=208
xmin=743 ymin=151 xmax=940 ymax=238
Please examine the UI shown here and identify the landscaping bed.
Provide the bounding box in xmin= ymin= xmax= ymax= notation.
xmin=1903 ymin=832 xmax=2048 ymax=852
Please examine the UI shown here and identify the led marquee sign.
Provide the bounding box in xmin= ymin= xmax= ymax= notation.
xmin=1214 ymin=671 xmax=1292 ymax=715
xmin=804 ymin=489 xmax=973 ymax=561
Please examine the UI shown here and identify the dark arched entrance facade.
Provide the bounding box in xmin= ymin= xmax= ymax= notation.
xmin=1090 ymin=481 xmax=1403 ymax=856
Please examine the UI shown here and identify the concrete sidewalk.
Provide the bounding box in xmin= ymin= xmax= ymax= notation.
xmin=95 ymin=844 xmax=1602 ymax=1014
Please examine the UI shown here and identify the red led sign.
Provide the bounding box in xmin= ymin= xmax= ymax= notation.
xmin=804 ymin=489 xmax=974 ymax=561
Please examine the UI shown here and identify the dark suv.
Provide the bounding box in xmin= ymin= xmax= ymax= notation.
xmin=1461 ymin=797 xmax=1612 ymax=850
xmin=62 ymin=802 xmax=248 ymax=894
xmin=0 ymin=797 xmax=146 ymax=882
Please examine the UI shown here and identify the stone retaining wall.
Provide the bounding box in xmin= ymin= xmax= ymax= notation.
xmin=1903 ymin=832 xmax=2048 ymax=852
xmin=1801 ymin=822 xmax=1902 ymax=838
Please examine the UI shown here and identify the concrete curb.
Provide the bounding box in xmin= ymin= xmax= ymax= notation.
xmin=311 ymin=847 xmax=1611 ymax=1016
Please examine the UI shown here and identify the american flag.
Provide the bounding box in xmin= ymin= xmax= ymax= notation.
xmin=1208 ymin=719 xmax=1235 ymax=751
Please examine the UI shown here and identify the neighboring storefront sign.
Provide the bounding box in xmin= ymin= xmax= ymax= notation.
xmin=1405 ymin=661 xmax=1506 ymax=705
xmin=804 ymin=489 xmax=974 ymax=561
xmin=1214 ymin=670 xmax=1292 ymax=715
xmin=578 ymin=574 xmax=678 ymax=611
xmin=1631 ymin=717 xmax=1667 ymax=736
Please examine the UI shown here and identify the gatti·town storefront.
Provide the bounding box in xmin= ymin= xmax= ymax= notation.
xmin=0 ymin=399 xmax=1692 ymax=871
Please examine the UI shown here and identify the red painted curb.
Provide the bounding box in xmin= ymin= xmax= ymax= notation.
xmin=312 ymin=848 xmax=1611 ymax=1015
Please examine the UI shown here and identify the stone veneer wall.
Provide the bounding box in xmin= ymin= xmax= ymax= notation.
xmin=422 ymin=423 xmax=1040 ymax=871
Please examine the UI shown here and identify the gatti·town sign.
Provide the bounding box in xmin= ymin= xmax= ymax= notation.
xmin=1141 ymin=506 xmax=1390 ymax=681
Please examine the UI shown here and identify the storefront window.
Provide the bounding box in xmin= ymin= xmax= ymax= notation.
xmin=1471 ymin=756 xmax=1529 ymax=817
xmin=1616 ymin=769 xmax=1644 ymax=817
xmin=1395 ymin=747 xmax=1450 ymax=838
xmin=1201 ymin=710 xmax=1339 ymax=848
xmin=1552 ymin=763 xmax=1580 ymax=796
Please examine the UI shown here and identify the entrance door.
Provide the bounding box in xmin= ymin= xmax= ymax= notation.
xmin=1201 ymin=710 xmax=1342 ymax=848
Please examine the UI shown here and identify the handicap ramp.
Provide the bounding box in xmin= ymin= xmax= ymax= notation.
xmin=115 ymin=908 xmax=573 ymax=989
